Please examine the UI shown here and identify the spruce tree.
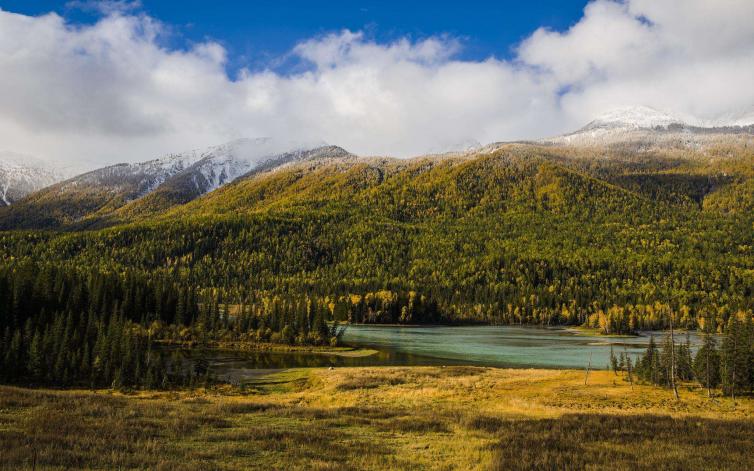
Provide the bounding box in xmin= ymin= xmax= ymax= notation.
xmin=27 ymin=329 xmax=44 ymax=381
xmin=637 ymin=335 xmax=659 ymax=384
xmin=693 ymin=330 xmax=720 ymax=396
xmin=720 ymin=316 xmax=747 ymax=398
xmin=676 ymin=333 xmax=694 ymax=381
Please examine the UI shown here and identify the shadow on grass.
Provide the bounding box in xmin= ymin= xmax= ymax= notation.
xmin=3 ymin=385 xmax=753 ymax=470
xmin=485 ymin=413 xmax=754 ymax=471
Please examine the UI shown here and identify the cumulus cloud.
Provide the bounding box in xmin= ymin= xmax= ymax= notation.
xmin=0 ymin=0 xmax=753 ymax=168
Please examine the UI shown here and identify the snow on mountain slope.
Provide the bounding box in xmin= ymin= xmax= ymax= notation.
xmin=135 ymin=138 xmax=348 ymax=200
xmin=181 ymin=137 xmax=332 ymax=194
xmin=0 ymin=138 xmax=351 ymax=229
xmin=543 ymin=106 xmax=754 ymax=149
xmin=64 ymin=149 xmax=205 ymax=197
xmin=125 ymin=138 xmax=352 ymax=214
xmin=0 ymin=151 xmax=61 ymax=205
xmin=54 ymin=137 xmax=331 ymax=200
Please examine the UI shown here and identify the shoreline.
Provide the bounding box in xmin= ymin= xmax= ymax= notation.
xmin=154 ymin=340 xmax=379 ymax=357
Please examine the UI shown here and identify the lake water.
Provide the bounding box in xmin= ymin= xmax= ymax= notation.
xmin=343 ymin=325 xmax=702 ymax=369
xmin=181 ymin=325 xmax=703 ymax=381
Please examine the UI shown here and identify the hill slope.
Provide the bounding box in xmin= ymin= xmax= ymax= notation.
xmin=0 ymin=139 xmax=350 ymax=229
xmin=1 ymin=144 xmax=752 ymax=331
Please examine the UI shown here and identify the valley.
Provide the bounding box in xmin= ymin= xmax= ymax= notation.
xmin=1 ymin=108 xmax=753 ymax=470
xmin=4 ymin=1 xmax=754 ymax=469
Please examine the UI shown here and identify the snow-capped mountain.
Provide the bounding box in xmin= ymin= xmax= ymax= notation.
xmin=56 ymin=137 xmax=343 ymax=200
xmin=63 ymin=150 xmax=205 ymax=197
xmin=0 ymin=151 xmax=62 ymax=205
xmin=133 ymin=138 xmax=352 ymax=212
xmin=543 ymin=106 xmax=754 ymax=149
xmin=0 ymin=138 xmax=351 ymax=229
xmin=166 ymin=138 xmax=341 ymax=195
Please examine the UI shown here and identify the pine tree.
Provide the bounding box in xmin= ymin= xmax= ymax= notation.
xmin=676 ymin=333 xmax=694 ymax=381
xmin=693 ymin=330 xmax=720 ymax=396
xmin=27 ymin=329 xmax=44 ymax=381
xmin=720 ymin=315 xmax=748 ymax=398
xmin=637 ymin=335 xmax=659 ymax=384
xmin=659 ymin=334 xmax=675 ymax=388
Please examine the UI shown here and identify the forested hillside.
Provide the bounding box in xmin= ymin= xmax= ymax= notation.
xmin=0 ymin=145 xmax=752 ymax=336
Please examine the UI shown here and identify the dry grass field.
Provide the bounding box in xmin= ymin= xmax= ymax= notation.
xmin=1 ymin=367 xmax=753 ymax=470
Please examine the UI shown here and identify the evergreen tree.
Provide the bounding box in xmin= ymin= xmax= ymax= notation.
xmin=693 ymin=330 xmax=720 ymax=396
xmin=676 ymin=333 xmax=694 ymax=381
xmin=637 ymin=335 xmax=659 ymax=384
xmin=720 ymin=316 xmax=749 ymax=398
xmin=27 ymin=329 xmax=44 ymax=381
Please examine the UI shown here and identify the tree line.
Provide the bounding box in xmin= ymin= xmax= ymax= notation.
xmin=614 ymin=314 xmax=754 ymax=397
xmin=0 ymin=263 xmax=345 ymax=388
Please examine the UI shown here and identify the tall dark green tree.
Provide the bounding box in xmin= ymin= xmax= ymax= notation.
xmin=693 ymin=330 xmax=720 ymax=396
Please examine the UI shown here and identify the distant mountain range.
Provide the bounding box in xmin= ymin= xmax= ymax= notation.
xmin=0 ymin=138 xmax=350 ymax=229
xmin=542 ymin=105 xmax=754 ymax=148
xmin=1 ymin=105 xmax=753 ymax=230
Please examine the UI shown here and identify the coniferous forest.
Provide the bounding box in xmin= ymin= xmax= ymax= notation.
xmin=1 ymin=145 xmax=754 ymax=390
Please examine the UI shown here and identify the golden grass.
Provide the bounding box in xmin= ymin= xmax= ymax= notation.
xmin=1 ymin=367 xmax=753 ymax=470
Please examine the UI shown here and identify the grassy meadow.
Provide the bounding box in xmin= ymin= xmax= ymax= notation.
xmin=2 ymin=367 xmax=753 ymax=470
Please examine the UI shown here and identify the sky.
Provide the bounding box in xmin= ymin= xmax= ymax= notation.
xmin=1 ymin=0 xmax=753 ymax=169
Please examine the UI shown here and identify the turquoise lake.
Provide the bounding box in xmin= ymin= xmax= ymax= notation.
xmin=341 ymin=325 xmax=701 ymax=369
xmin=185 ymin=325 xmax=703 ymax=381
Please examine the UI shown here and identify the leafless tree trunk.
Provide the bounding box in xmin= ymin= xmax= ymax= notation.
xmin=706 ymin=342 xmax=712 ymax=398
xmin=669 ymin=313 xmax=679 ymax=400
xmin=584 ymin=351 xmax=592 ymax=385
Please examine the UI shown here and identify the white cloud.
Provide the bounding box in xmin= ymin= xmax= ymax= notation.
xmin=0 ymin=0 xmax=753 ymax=168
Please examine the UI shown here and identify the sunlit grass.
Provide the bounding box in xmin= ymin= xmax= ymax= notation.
xmin=1 ymin=367 xmax=752 ymax=470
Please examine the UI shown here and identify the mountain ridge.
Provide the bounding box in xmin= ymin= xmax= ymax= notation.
xmin=0 ymin=151 xmax=63 ymax=206
xmin=0 ymin=138 xmax=351 ymax=230
xmin=542 ymin=106 xmax=754 ymax=149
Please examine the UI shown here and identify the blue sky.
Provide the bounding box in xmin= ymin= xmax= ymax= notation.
xmin=3 ymin=0 xmax=588 ymax=74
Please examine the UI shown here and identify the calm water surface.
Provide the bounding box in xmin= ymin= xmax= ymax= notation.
xmin=183 ymin=325 xmax=703 ymax=381
xmin=342 ymin=325 xmax=702 ymax=369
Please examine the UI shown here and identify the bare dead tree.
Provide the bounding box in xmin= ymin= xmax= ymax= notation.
xmin=625 ymin=346 xmax=633 ymax=389
xmin=584 ymin=351 xmax=592 ymax=385
xmin=669 ymin=312 xmax=680 ymax=400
